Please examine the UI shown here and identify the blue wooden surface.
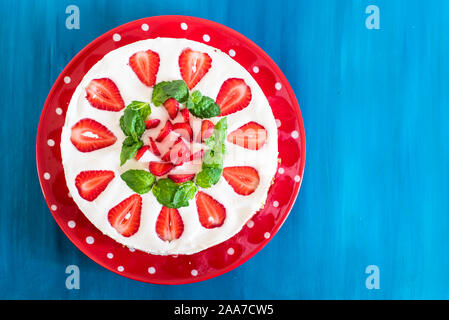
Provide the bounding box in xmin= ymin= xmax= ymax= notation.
xmin=1 ymin=0 xmax=448 ymax=299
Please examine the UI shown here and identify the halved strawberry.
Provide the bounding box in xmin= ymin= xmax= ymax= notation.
xmin=168 ymin=173 xmax=196 ymax=183
xmin=149 ymin=161 xmax=174 ymax=176
xmin=180 ymin=108 xmax=190 ymax=123
xmin=179 ymin=48 xmax=212 ymax=89
xmin=145 ymin=118 xmax=161 ymax=129
xmin=108 ymin=194 xmax=142 ymax=237
xmin=70 ymin=118 xmax=117 ymax=152
xmin=196 ymin=191 xmax=226 ymax=229
xmin=200 ymin=120 xmax=215 ymax=142
xmin=149 ymin=137 xmax=161 ymax=156
xmin=75 ymin=170 xmax=115 ymax=201
xmin=173 ymin=122 xmax=193 ymax=141
xmin=216 ymin=78 xmax=252 ymax=116
xmin=85 ymin=78 xmax=125 ymax=111
xmin=129 ymin=49 xmax=160 ymax=87
xmin=155 ymin=206 xmax=184 ymax=241
xmin=135 ymin=146 xmax=150 ymax=161
xmin=222 ymin=166 xmax=260 ymax=196
xmin=165 ymin=137 xmax=191 ymax=166
xmin=227 ymin=121 xmax=267 ymax=150
xmin=163 ymin=98 xmax=179 ymax=119
xmin=155 ymin=120 xmax=173 ymax=142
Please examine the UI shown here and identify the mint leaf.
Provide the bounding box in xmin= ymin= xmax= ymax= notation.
xmin=195 ymin=167 xmax=222 ymax=188
xmin=152 ymin=178 xmax=197 ymax=208
xmin=152 ymin=80 xmax=189 ymax=106
xmin=128 ymin=101 xmax=151 ymax=120
xmin=120 ymin=137 xmax=143 ymax=166
xmin=186 ymin=90 xmax=220 ymax=119
xmin=121 ymin=170 xmax=155 ymax=194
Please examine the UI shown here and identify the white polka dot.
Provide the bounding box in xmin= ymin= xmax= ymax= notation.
xmin=247 ymin=220 xmax=254 ymax=228
xmin=148 ymin=267 xmax=156 ymax=274
xmin=47 ymin=139 xmax=55 ymax=147
xmin=275 ymin=82 xmax=282 ymax=90
xmin=227 ymin=248 xmax=235 ymax=255
xmin=43 ymin=172 xmax=51 ymax=180
xmin=273 ymin=201 xmax=279 ymax=208
xmin=56 ymin=108 xmax=63 ymax=115
xmin=141 ymin=23 xmax=149 ymax=31
xmin=294 ymin=175 xmax=301 ymax=182
xmin=291 ymin=130 xmax=299 ymax=139
xmin=278 ymin=167 xmax=285 ymax=174
xmin=117 ymin=266 xmax=124 ymax=272
xmin=275 ymin=119 xmax=281 ymax=128
xmin=229 ymin=49 xmax=236 ymax=57
xmin=107 ymin=253 xmax=114 ymax=259
xmin=86 ymin=236 xmax=94 ymax=244
xmin=129 ymin=247 xmax=135 ymax=252
xmin=253 ymin=66 xmax=259 ymax=73
xmin=203 ymin=34 xmax=210 ymax=42
xmin=51 ymin=205 xmax=57 ymax=211
xmin=68 ymin=220 xmax=76 ymax=228
xmin=180 ymin=22 xmax=188 ymax=30
xmin=264 ymin=232 xmax=271 ymax=239
xmin=191 ymin=269 xmax=198 ymax=276
xmin=63 ymin=76 xmax=71 ymax=84
xmin=172 ymin=255 xmax=178 ymax=258
xmin=68 ymin=192 xmax=72 ymax=198
xmin=113 ymin=33 xmax=121 ymax=42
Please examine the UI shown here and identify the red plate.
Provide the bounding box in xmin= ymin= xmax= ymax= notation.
xmin=36 ymin=16 xmax=306 ymax=284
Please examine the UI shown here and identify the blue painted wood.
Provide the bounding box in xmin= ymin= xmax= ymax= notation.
xmin=1 ymin=0 xmax=448 ymax=299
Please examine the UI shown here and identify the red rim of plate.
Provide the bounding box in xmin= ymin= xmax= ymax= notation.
xmin=36 ymin=15 xmax=306 ymax=285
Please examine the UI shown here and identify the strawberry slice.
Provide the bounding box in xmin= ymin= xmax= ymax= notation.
xmin=222 ymin=166 xmax=260 ymax=195
xmin=155 ymin=120 xmax=173 ymax=142
xmin=135 ymin=146 xmax=150 ymax=161
xmin=168 ymin=173 xmax=196 ymax=183
xmin=216 ymin=78 xmax=252 ymax=116
xmin=108 ymin=194 xmax=142 ymax=237
xmin=155 ymin=206 xmax=184 ymax=241
xmin=179 ymin=48 xmax=212 ymax=89
xmin=75 ymin=170 xmax=115 ymax=201
xmin=227 ymin=121 xmax=267 ymax=150
xmin=149 ymin=161 xmax=174 ymax=176
xmin=163 ymin=98 xmax=179 ymax=119
xmin=180 ymin=108 xmax=190 ymax=123
xmin=145 ymin=119 xmax=161 ymax=129
xmin=129 ymin=49 xmax=160 ymax=87
xmin=85 ymin=78 xmax=125 ymax=111
xmin=196 ymin=192 xmax=226 ymax=229
xmin=163 ymin=137 xmax=191 ymax=166
xmin=70 ymin=118 xmax=117 ymax=152
xmin=149 ymin=137 xmax=161 ymax=156
xmin=173 ymin=122 xmax=193 ymax=141
xmin=200 ymin=120 xmax=215 ymax=142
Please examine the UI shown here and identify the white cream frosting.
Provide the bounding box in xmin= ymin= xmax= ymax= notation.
xmin=60 ymin=38 xmax=278 ymax=255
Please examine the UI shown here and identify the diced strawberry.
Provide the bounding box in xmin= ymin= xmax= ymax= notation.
xmin=200 ymin=120 xmax=215 ymax=142
xmin=85 ymin=78 xmax=125 ymax=111
xmin=108 ymin=194 xmax=142 ymax=237
xmin=149 ymin=161 xmax=174 ymax=176
xmin=173 ymin=122 xmax=193 ymax=141
xmin=196 ymin=192 xmax=226 ymax=229
xmin=156 ymin=120 xmax=173 ymax=142
xmin=180 ymin=108 xmax=190 ymax=123
xmin=163 ymin=98 xmax=179 ymax=119
xmin=179 ymin=48 xmax=212 ymax=89
xmin=148 ymin=137 xmax=161 ymax=156
xmin=145 ymin=119 xmax=161 ymax=129
xmin=155 ymin=206 xmax=184 ymax=241
xmin=135 ymin=146 xmax=150 ymax=161
xmin=168 ymin=173 xmax=196 ymax=183
xmin=226 ymin=121 xmax=267 ymax=150
xmin=70 ymin=118 xmax=117 ymax=152
xmin=75 ymin=170 xmax=115 ymax=201
xmin=129 ymin=49 xmax=160 ymax=87
xmin=222 ymin=166 xmax=260 ymax=196
xmin=188 ymin=149 xmax=204 ymax=162
xmin=164 ymin=137 xmax=190 ymax=166
xmin=216 ymin=78 xmax=252 ymax=116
